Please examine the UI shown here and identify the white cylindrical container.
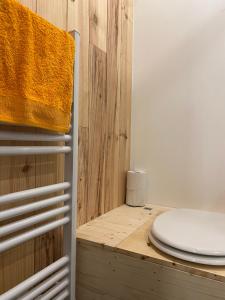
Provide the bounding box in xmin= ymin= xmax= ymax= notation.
xmin=126 ymin=170 xmax=148 ymax=207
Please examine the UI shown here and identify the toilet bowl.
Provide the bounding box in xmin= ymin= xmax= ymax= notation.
xmin=149 ymin=208 xmax=225 ymax=265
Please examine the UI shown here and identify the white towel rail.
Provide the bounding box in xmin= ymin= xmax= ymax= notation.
xmin=0 ymin=131 xmax=71 ymax=142
xmin=0 ymin=146 xmax=71 ymax=156
xmin=0 ymin=257 xmax=69 ymax=300
xmin=0 ymin=31 xmax=80 ymax=300
xmin=55 ymin=290 xmax=70 ymax=300
xmin=21 ymin=267 xmax=69 ymax=300
xmin=0 ymin=182 xmax=70 ymax=205
xmin=38 ymin=279 xmax=70 ymax=300
xmin=0 ymin=205 xmax=70 ymax=237
xmin=0 ymin=217 xmax=70 ymax=253
xmin=0 ymin=194 xmax=70 ymax=221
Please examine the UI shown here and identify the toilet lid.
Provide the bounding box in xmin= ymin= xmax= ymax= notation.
xmin=152 ymin=209 xmax=225 ymax=256
xmin=149 ymin=231 xmax=225 ymax=265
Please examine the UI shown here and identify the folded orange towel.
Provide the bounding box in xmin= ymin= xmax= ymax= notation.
xmin=0 ymin=0 xmax=75 ymax=133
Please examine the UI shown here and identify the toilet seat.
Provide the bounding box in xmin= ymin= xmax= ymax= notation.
xmin=149 ymin=208 xmax=225 ymax=265
xmin=149 ymin=231 xmax=225 ymax=265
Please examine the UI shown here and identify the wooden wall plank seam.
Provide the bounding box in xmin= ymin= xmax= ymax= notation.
xmin=87 ymin=45 xmax=107 ymax=220
xmin=105 ymin=0 xmax=121 ymax=212
xmin=118 ymin=0 xmax=133 ymax=207
xmin=77 ymin=127 xmax=89 ymax=226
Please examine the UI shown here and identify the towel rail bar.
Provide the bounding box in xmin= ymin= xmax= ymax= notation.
xmin=21 ymin=267 xmax=69 ymax=300
xmin=0 ymin=194 xmax=70 ymax=221
xmin=0 ymin=257 xmax=69 ymax=300
xmin=0 ymin=131 xmax=71 ymax=142
xmin=0 ymin=217 xmax=70 ymax=253
xmin=0 ymin=205 xmax=70 ymax=237
xmin=0 ymin=182 xmax=70 ymax=205
xmin=0 ymin=146 xmax=71 ymax=156
xmin=54 ymin=290 xmax=70 ymax=300
xmin=62 ymin=31 xmax=80 ymax=300
xmin=38 ymin=279 xmax=70 ymax=300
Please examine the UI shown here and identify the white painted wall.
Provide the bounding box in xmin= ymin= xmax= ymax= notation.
xmin=132 ymin=0 xmax=225 ymax=211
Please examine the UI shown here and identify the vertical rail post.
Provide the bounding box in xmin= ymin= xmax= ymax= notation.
xmin=64 ymin=30 xmax=80 ymax=300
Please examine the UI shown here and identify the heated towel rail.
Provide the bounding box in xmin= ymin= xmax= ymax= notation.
xmin=0 ymin=31 xmax=80 ymax=300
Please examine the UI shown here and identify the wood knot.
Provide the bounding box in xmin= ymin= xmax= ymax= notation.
xmin=93 ymin=14 xmax=98 ymax=25
xmin=22 ymin=164 xmax=31 ymax=173
xmin=120 ymin=132 xmax=128 ymax=140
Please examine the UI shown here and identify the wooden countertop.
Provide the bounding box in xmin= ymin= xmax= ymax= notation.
xmin=77 ymin=204 xmax=225 ymax=283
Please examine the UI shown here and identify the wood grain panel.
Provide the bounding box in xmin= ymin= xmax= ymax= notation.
xmin=89 ymin=0 xmax=107 ymax=52
xmin=67 ymin=0 xmax=76 ymax=32
xmin=104 ymin=0 xmax=121 ymax=212
xmin=74 ymin=0 xmax=133 ymax=224
xmin=37 ymin=0 xmax=67 ymax=29
xmin=18 ymin=0 xmax=37 ymax=10
xmin=0 ymin=241 xmax=34 ymax=293
xmin=72 ymin=0 xmax=89 ymax=127
xmin=87 ymin=45 xmax=107 ymax=220
xmin=77 ymin=243 xmax=225 ymax=300
xmin=118 ymin=0 xmax=133 ymax=207
xmin=77 ymin=127 xmax=88 ymax=226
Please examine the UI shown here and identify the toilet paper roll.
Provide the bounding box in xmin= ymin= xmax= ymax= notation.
xmin=127 ymin=170 xmax=147 ymax=190
xmin=126 ymin=170 xmax=147 ymax=207
xmin=126 ymin=189 xmax=146 ymax=207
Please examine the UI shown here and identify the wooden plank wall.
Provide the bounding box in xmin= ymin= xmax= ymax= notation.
xmin=0 ymin=0 xmax=133 ymax=294
xmin=73 ymin=0 xmax=133 ymax=225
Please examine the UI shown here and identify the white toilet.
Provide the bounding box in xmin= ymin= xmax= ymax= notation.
xmin=149 ymin=209 xmax=225 ymax=265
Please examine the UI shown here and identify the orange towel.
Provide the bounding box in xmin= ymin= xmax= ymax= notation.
xmin=0 ymin=0 xmax=75 ymax=133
